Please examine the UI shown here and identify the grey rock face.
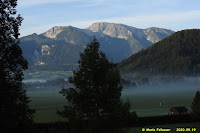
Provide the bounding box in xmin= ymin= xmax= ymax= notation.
xmin=42 ymin=26 xmax=68 ymax=39
xmin=85 ymin=22 xmax=174 ymax=54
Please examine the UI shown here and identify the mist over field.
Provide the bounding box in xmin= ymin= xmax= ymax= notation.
xmin=120 ymin=75 xmax=200 ymax=117
xmin=24 ymin=74 xmax=200 ymax=122
xmin=122 ymin=76 xmax=200 ymax=96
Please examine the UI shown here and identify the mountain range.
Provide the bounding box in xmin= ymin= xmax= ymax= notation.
xmin=119 ymin=29 xmax=200 ymax=75
xmin=19 ymin=22 xmax=174 ymax=71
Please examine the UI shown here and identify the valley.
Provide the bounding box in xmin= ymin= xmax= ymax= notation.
xmin=26 ymin=76 xmax=199 ymax=123
xmin=21 ymin=29 xmax=200 ymax=126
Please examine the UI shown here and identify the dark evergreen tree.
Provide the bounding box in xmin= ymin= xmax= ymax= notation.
xmin=58 ymin=38 xmax=136 ymax=121
xmin=0 ymin=0 xmax=35 ymax=128
xmin=191 ymin=90 xmax=200 ymax=120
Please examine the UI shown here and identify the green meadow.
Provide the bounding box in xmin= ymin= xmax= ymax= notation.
xmin=123 ymin=88 xmax=195 ymax=117
xmin=27 ymin=90 xmax=67 ymax=123
xmin=27 ymin=82 xmax=197 ymax=123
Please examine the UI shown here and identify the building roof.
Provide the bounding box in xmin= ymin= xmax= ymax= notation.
xmin=170 ymin=106 xmax=188 ymax=112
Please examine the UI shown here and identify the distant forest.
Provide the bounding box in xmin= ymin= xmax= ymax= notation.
xmin=119 ymin=29 xmax=200 ymax=75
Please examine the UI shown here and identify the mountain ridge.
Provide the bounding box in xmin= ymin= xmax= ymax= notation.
xmin=19 ymin=22 xmax=174 ymax=71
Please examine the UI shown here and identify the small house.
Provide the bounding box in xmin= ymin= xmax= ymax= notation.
xmin=170 ymin=106 xmax=188 ymax=115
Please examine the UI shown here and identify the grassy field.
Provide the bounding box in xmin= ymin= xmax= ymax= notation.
xmin=27 ymin=84 xmax=197 ymax=123
xmin=27 ymin=90 xmax=67 ymax=123
xmin=26 ymin=75 xmax=200 ymax=123
xmin=122 ymin=88 xmax=195 ymax=117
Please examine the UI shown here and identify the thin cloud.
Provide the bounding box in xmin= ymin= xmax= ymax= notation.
xmin=18 ymin=0 xmax=80 ymax=7
xmin=18 ymin=0 xmax=106 ymax=7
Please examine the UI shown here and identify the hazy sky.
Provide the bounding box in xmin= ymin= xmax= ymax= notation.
xmin=17 ymin=0 xmax=200 ymax=37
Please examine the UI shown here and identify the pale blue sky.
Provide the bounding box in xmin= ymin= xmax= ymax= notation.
xmin=17 ymin=0 xmax=200 ymax=37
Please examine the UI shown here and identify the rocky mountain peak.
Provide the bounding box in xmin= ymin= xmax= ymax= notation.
xmin=87 ymin=22 xmax=109 ymax=32
xmin=42 ymin=26 xmax=69 ymax=39
xmin=87 ymin=22 xmax=134 ymax=40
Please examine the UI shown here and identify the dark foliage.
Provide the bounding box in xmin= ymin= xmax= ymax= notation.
xmin=119 ymin=29 xmax=200 ymax=75
xmin=0 ymin=0 xmax=34 ymax=128
xmin=191 ymin=90 xmax=200 ymax=120
xmin=121 ymin=78 xmax=131 ymax=87
xmin=58 ymin=38 xmax=137 ymax=121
